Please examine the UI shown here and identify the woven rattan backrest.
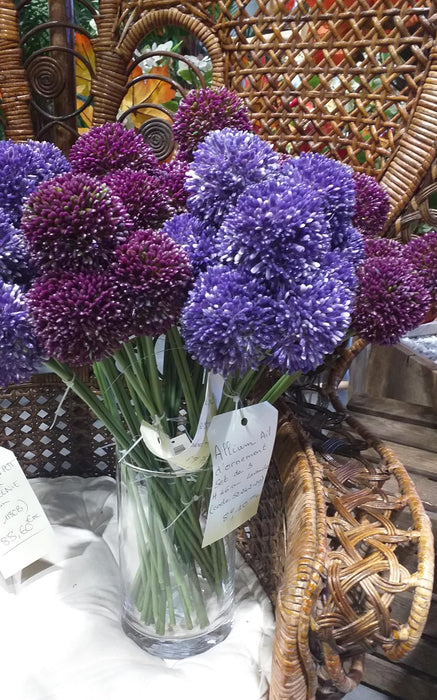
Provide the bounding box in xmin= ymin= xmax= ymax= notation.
xmin=2 ymin=1 xmax=437 ymax=229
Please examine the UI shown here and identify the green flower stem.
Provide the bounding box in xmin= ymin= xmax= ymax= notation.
xmin=114 ymin=344 xmax=158 ymax=419
xmin=95 ymin=358 xmax=141 ymax=438
xmin=260 ymin=371 xmax=301 ymax=405
xmin=167 ymin=326 xmax=200 ymax=433
xmin=140 ymin=336 xmax=165 ymax=418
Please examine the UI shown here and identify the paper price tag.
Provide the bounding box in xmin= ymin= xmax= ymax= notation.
xmin=0 ymin=446 xmax=54 ymax=579
xmin=202 ymin=402 xmax=278 ymax=548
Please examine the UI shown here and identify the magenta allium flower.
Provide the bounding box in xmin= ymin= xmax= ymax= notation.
xmin=28 ymin=272 xmax=129 ymax=365
xmin=21 ymin=172 xmax=132 ymax=274
xmin=158 ymin=158 xmax=189 ymax=213
xmin=364 ymin=237 xmax=402 ymax=258
xmin=69 ymin=122 xmax=158 ymax=176
xmin=172 ymin=87 xmax=252 ymax=161
xmin=0 ymin=282 xmax=43 ymax=387
xmin=110 ymin=229 xmax=193 ymax=336
xmin=352 ymin=256 xmax=430 ymax=344
xmin=353 ymin=172 xmax=390 ymax=237
xmin=402 ymin=231 xmax=437 ymax=297
xmin=104 ymin=169 xmax=170 ymax=230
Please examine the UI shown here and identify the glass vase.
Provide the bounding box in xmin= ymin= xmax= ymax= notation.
xmin=117 ymin=455 xmax=236 ymax=659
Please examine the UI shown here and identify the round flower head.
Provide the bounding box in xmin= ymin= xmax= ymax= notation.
xmin=330 ymin=223 xmax=364 ymax=267
xmin=364 ymin=237 xmax=402 ymax=259
xmin=0 ymin=209 xmax=33 ymax=286
xmin=281 ymin=152 xmax=356 ymax=247
xmin=158 ymin=158 xmax=189 ymax=213
xmin=172 ymin=87 xmax=252 ymax=161
xmin=269 ymin=264 xmax=354 ymax=374
xmin=352 ymin=256 xmax=430 ymax=344
xmin=219 ymin=178 xmax=330 ymax=279
xmin=110 ymin=229 xmax=193 ymax=337
xmin=0 ymin=282 xmax=43 ymax=387
xmin=104 ymin=169 xmax=170 ymax=230
xmin=402 ymin=231 xmax=437 ymax=297
xmin=181 ymin=266 xmax=280 ymax=376
xmin=28 ymin=271 xmax=129 ymax=365
xmin=353 ymin=172 xmax=390 ymax=237
xmin=186 ymin=128 xmax=280 ymax=226
xmin=22 ymin=172 xmax=132 ymax=274
xmin=0 ymin=139 xmax=70 ymax=225
xmin=69 ymin=122 xmax=158 ymax=176
xmin=162 ymin=213 xmax=218 ymax=276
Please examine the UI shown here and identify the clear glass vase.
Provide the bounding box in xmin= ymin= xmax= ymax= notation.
xmin=117 ymin=455 xmax=236 ymax=659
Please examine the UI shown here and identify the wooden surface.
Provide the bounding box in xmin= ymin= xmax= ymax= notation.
xmin=347 ymin=393 xmax=437 ymax=700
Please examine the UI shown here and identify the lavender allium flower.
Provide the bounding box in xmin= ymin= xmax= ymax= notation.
xmin=28 ymin=272 xmax=129 ymax=365
xmin=0 ymin=209 xmax=33 ymax=285
xmin=104 ymin=169 xmax=170 ymax=230
xmin=0 ymin=282 xmax=43 ymax=387
xmin=353 ymin=172 xmax=390 ymax=237
xmin=364 ymin=237 xmax=402 ymax=258
xmin=110 ymin=229 xmax=193 ymax=336
xmin=158 ymin=158 xmax=189 ymax=213
xmin=402 ymin=231 xmax=437 ymax=297
xmin=172 ymin=87 xmax=252 ymax=161
xmin=0 ymin=139 xmax=70 ymax=225
xmin=181 ymin=266 xmax=279 ymax=375
xmin=69 ymin=122 xmax=158 ymax=176
xmin=219 ymin=179 xmax=329 ymax=278
xmin=352 ymin=256 xmax=430 ymax=344
xmin=22 ymin=172 xmax=132 ymax=274
xmin=163 ymin=213 xmax=218 ymax=275
xmin=331 ymin=224 xmax=364 ymax=267
xmin=186 ymin=128 xmax=280 ymax=226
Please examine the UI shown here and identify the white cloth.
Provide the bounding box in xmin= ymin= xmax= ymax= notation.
xmin=0 ymin=476 xmax=274 ymax=700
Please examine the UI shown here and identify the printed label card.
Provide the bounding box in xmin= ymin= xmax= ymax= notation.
xmin=0 ymin=446 xmax=54 ymax=579
xmin=202 ymin=402 xmax=278 ymax=548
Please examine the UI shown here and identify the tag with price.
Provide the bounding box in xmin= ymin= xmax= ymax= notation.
xmin=0 ymin=446 xmax=54 ymax=579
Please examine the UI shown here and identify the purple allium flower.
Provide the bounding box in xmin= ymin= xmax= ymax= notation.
xmin=104 ymin=169 xmax=171 ymax=230
xmin=110 ymin=229 xmax=193 ymax=337
xmin=0 ymin=139 xmax=70 ymax=225
xmin=22 ymin=172 xmax=132 ymax=274
xmin=330 ymin=223 xmax=365 ymax=267
xmin=402 ymin=231 xmax=437 ymax=297
xmin=0 ymin=282 xmax=43 ymax=387
xmin=69 ymin=122 xmax=158 ymax=176
xmin=218 ymin=179 xmax=329 ymax=279
xmin=172 ymin=87 xmax=252 ymax=161
xmin=27 ymin=271 xmax=129 ymax=365
xmin=352 ymin=256 xmax=430 ymax=344
xmin=364 ymin=237 xmax=402 ymax=259
xmin=158 ymin=158 xmax=189 ymax=213
xmin=353 ymin=172 xmax=390 ymax=237
xmin=181 ymin=266 xmax=279 ymax=376
xmin=281 ymin=152 xmax=356 ymax=247
xmin=0 ymin=209 xmax=33 ymax=286
xmin=186 ymin=128 xmax=280 ymax=226
xmin=162 ymin=213 xmax=218 ymax=276
xmin=268 ymin=265 xmax=354 ymax=374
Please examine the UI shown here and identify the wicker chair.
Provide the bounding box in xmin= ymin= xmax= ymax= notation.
xmin=0 ymin=2 xmax=435 ymax=698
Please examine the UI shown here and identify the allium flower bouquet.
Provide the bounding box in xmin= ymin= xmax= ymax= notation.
xmin=1 ymin=87 xmax=435 ymax=658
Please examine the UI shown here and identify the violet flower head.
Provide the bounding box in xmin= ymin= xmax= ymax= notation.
xmin=162 ymin=213 xmax=218 ymax=276
xmin=21 ymin=172 xmax=132 ymax=274
xmin=402 ymin=231 xmax=437 ymax=297
xmin=219 ymin=178 xmax=330 ymax=279
xmin=27 ymin=271 xmax=129 ymax=365
xmin=104 ymin=169 xmax=171 ymax=230
xmin=353 ymin=172 xmax=390 ymax=237
xmin=0 ymin=139 xmax=70 ymax=226
xmin=0 ymin=209 xmax=33 ymax=286
xmin=0 ymin=282 xmax=43 ymax=387
xmin=172 ymin=87 xmax=252 ymax=161
xmin=186 ymin=128 xmax=280 ymax=226
xmin=181 ymin=266 xmax=279 ymax=376
xmin=110 ymin=229 xmax=193 ymax=337
xmin=269 ymin=265 xmax=354 ymax=374
xmin=69 ymin=122 xmax=158 ymax=176
xmin=364 ymin=237 xmax=402 ymax=259
xmin=352 ymin=256 xmax=430 ymax=344
xmin=158 ymin=158 xmax=189 ymax=213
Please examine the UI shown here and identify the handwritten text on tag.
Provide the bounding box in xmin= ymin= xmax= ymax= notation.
xmin=202 ymin=402 xmax=278 ymax=547
xmin=0 ymin=447 xmax=54 ymax=579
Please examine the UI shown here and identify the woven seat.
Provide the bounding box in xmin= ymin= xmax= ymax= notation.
xmin=0 ymin=2 xmax=435 ymax=698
